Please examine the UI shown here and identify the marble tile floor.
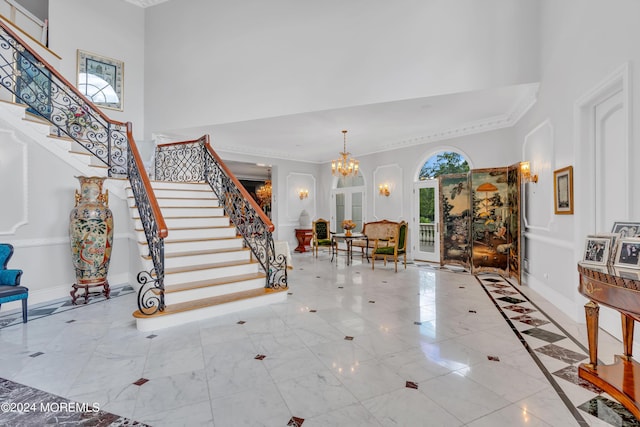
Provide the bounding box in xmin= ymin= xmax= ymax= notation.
xmin=0 ymin=252 xmax=638 ymax=426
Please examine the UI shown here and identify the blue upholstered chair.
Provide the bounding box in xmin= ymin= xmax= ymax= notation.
xmin=0 ymin=244 xmax=28 ymax=323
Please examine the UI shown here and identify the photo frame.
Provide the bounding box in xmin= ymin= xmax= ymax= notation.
xmin=614 ymin=267 xmax=640 ymax=281
xmin=588 ymin=233 xmax=620 ymax=265
xmin=554 ymin=166 xmax=573 ymax=214
xmin=614 ymin=238 xmax=640 ymax=269
xmin=582 ymin=237 xmax=611 ymax=266
xmin=77 ymin=50 xmax=123 ymax=111
xmin=611 ymin=222 xmax=640 ymax=238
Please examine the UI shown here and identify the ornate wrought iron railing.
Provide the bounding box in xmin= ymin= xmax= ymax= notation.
xmin=155 ymin=137 xmax=288 ymax=289
xmin=0 ymin=19 xmax=168 ymax=315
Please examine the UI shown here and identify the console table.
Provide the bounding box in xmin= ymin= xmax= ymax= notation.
xmin=294 ymin=228 xmax=313 ymax=253
xmin=577 ymin=263 xmax=640 ymax=418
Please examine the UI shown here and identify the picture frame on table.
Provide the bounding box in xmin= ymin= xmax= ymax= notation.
xmin=614 ymin=238 xmax=640 ymax=269
xmin=554 ymin=166 xmax=573 ymax=215
xmin=614 ymin=266 xmax=640 ymax=281
xmin=582 ymin=236 xmax=611 ymax=266
xmin=588 ymin=233 xmax=620 ymax=265
xmin=77 ymin=50 xmax=123 ymax=111
xmin=611 ymin=222 xmax=640 ymax=238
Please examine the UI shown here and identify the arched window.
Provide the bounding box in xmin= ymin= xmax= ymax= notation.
xmin=419 ymin=152 xmax=469 ymax=180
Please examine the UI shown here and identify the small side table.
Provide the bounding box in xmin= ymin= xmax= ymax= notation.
xmin=295 ymin=228 xmax=313 ymax=253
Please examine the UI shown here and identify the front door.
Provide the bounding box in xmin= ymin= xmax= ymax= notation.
xmin=413 ymin=179 xmax=439 ymax=262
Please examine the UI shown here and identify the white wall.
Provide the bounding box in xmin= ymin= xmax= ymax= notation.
xmin=0 ymin=116 xmax=137 ymax=309
xmin=143 ymin=0 xmax=539 ymax=138
xmin=514 ymin=0 xmax=640 ymax=336
xmin=48 ymin=0 xmax=146 ymax=141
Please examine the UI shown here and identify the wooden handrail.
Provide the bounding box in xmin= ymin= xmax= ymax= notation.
xmin=201 ymin=136 xmax=275 ymax=233
xmin=0 ymin=18 xmax=122 ymax=126
xmin=126 ymin=123 xmax=168 ymax=239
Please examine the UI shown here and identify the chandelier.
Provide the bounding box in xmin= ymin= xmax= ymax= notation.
xmin=331 ymin=130 xmax=359 ymax=177
xmin=256 ymin=180 xmax=272 ymax=204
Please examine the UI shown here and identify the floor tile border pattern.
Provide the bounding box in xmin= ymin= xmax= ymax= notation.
xmin=0 ymin=285 xmax=135 ymax=329
xmin=474 ymin=274 xmax=591 ymax=426
xmin=474 ymin=273 xmax=640 ymax=426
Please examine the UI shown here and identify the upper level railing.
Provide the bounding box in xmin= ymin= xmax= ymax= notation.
xmin=0 ymin=18 xmax=168 ymax=315
xmin=3 ymin=0 xmax=47 ymax=46
xmin=155 ymin=137 xmax=288 ymax=289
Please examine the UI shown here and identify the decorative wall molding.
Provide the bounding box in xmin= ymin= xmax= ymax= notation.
xmin=373 ymin=164 xmax=403 ymax=220
xmin=0 ymin=127 xmax=28 ymax=235
xmin=522 ymin=119 xmax=554 ymax=232
xmin=523 ymin=232 xmax=574 ymax=250
xmin=285 ymin=172 xmax=316 ymax=223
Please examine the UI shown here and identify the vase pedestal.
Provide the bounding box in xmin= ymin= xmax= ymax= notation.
xmin=70 ymin=280 xmax=110 ymax=305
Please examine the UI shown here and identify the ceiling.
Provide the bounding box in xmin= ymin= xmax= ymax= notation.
xmin=160 ymin=83 xmax=538 ymax=165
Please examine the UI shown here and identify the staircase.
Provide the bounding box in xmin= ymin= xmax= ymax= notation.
xmin=128 ymin=180 xmax=287 ymax=331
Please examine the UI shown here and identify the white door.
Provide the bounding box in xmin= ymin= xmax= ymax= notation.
xmin=331 ymin=189 xmax=365 ymax=233
xmin=413 ymin=179 xmax=439 ymax=262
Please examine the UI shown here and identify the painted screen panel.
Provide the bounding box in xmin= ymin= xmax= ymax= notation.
xmin=440 ymin=174 xmax=471 ymax=268
xmin=507 ymin=164 xmax=521 ymax=284
xmin=470 ymin=168 xmax=509 ymax=274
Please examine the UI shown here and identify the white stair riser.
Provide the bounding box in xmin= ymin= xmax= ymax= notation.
xmin=164 ymin=263 xmax=259 ymax=285
xmin=164 ymin=278 xmax=266 ymax=305
xmin=128 ymin=197 xmax=220 ymax=209
xmin=150 ymin=182 xmax=211 ymax=192
xmin=158 ymin=227 xmax=236 ymax=240
xmin=165 ymin=250 xmax=250 ymax=269
xmin=164 ymin=238 xmax=244 ymax=253
xmin=135 ymin=291 xmax=287 ymax=332
xmin=151 ymin=189 xmax=216 ymax=199
xmin=134 ymin=217 xmax=229 ymax=229
xmin=139 ymin=207 xmax=224 ymax=217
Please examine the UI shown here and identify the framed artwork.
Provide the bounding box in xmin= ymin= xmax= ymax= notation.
xmin=77 ymin=50 xmax=123 ymax=111
xmin=554 ymin=166 xmax=573 ymax=214
xmin=614 ymin=238 xmax=640 ymax=269
xmin=611 ymin=222 xmax=640 ymax=238
xmin=582 ymin=236 xmax=611 ymax=266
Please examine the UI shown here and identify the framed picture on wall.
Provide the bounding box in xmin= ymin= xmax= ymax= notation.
xmin=77 ymin=50 xmax=124 ymax=111
xmin=582 ymin=236 xmax=611 ymax=266
xmin=614 ymin=238 xmax=640 ymax=269
xmin=554 ymin=166 xmax=573 ymax=214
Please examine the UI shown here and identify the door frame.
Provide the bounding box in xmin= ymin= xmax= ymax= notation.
xmin=413 ymin=179 xmax=439 ymax=262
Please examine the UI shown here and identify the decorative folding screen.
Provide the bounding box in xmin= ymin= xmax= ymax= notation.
xmin=507 ymin=163 xmax=521 ymax=283
xmin=439 ymin=174 xmax=471 ymax=268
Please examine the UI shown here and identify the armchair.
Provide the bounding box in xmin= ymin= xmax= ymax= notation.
xmin=0 ymin=243 xmax=28 ymax=323
xmin=371 ymin=221 xmax=408 ymax=272
xmin=312 ymin=218 xmax=335 ymax=257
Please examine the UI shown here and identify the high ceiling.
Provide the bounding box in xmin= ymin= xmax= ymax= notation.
xmin=160 ymin=83 xmax=538 ymax=164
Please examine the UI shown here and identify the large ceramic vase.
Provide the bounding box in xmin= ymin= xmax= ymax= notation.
xmin=69 ymin=176 xmax=113 ymax=303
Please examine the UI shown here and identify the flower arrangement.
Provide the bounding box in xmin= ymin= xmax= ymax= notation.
xmin=342 ymin=219 xmax=356 ymax=230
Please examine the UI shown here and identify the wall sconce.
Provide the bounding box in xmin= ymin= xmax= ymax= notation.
xmin=378 ymin=183 xmax=391 ymax=197
xmin=298 ymin=189 xmax=309 ymax=200
xmin=520 ymin=161 xmax=538 ymax=184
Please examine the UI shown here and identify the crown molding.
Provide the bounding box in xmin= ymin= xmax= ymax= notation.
xmin=123 ymin=0 xmax=170 ymax=8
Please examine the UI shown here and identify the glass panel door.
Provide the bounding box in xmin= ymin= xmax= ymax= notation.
xmin=413 ymin=179 xmax=439 ymax=262
xmin=332 ymin=189 xmax=364 ymax=233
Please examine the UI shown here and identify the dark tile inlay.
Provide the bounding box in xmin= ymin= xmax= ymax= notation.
xmin=237 ymin=320 xmax=246 ymax=324
xmin=309 ymin=309 xmax=317 ymax=313
xmin=65 ymin=319 xmax=76 ymax=323
xmin=344 ymin=336 xmax=354 ymax=341
xmin=288 ymin=416 xmax=305 ymax=426
xmin=503 ymin=304 xmax=536 ymax=314
xmin=133 ymin=378 xmax=149 ymax=386
xmin=255 ymin=354 xmax=266 ymax=360
xmin=577 ymin=396 xmax=639 ymax=426
xmin=459 ymin=286 xmax=466 ymax=289
xmin=553 ymin=365 xmax=603 ymax=394
xmin=492 ymin=289 xmax=518 ymax=296
xmin=369 ymin=300 xmax=375 ymax=304
xmin=406 ymin=381 xmax=418 ymax=389
xmin=497 ymin=296 xmax=526 ymax=304
xmin=316 ymin=276 xmax=321 ymax=279
xmin=382 ymin=281 xmax=387 ymax=283
xmin=537 ymin=344 xmax=587 ymax=364
xmin=29 ymin=352 xmax=44 ymax=358
xmin=146 ymin=334 xmax=158 ymax=339
xmin=483 ymin=278 xmax=503 ymax=283
xmin=488 ymin=283 xmax=511 ymax=289
xmin=287 ymin=292 xmax=293 ymax=295
xmin=521 ymin=328 xmax=566 ymax=343
xmin=468 ymin=310 xmax=477 ymax=313
xmin=414 ymin=321 xmax=422 ymax=325
xmin=487 ymin=355 xmax=500 ymax=362
xmin=338 ymin=286 xmax=344 ymax=289
xmin=511 ymin=314 xmax=550 ymax=327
